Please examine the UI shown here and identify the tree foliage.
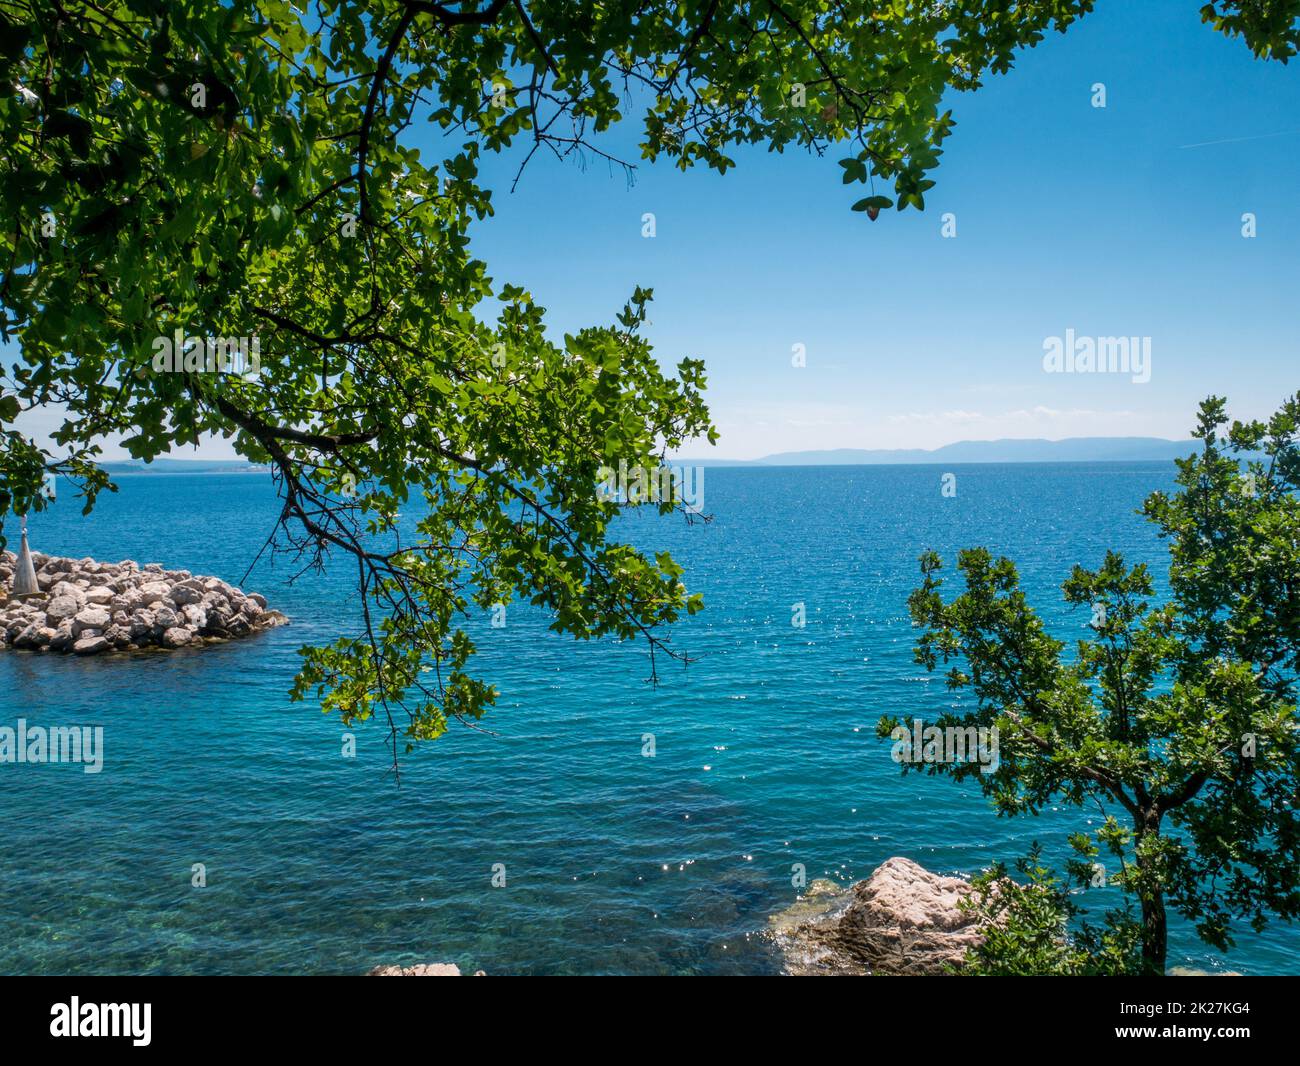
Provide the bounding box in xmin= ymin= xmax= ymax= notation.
xmin=887 ymin=396 xmax=1300 ymax=973
xmin=960 ymin=845 xmax=1144 ymax=976
xmin=1201 ymin=0 xmax=1300 ymax=61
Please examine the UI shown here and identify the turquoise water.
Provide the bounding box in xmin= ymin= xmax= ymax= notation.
xmin=1 ymin=463 xmax=1296 ymax=975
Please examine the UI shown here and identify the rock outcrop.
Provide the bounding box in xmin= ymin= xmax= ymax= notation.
xmin=0 ymin=551 xmax=287 ymax=655
xmin=367 ymin=964 xmax=486 ymax=976
xmin=769 ymin=857 xmax=982 ymax=975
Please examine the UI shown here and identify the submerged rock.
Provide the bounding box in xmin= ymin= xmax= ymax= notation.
xmin=0 ymin=551 xmax=287 ymax=656
xmin=769 ymin=857 xmax=982 ymax=976
xmin=367 ymin=963 xmax=486 ymax=976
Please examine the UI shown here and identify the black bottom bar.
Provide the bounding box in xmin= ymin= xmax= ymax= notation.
xmin=0 ymin=974 xmax=1294 ymax=1051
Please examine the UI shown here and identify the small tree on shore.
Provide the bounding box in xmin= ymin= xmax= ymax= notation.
xmin=884 ymin=396 xmax=1300 ymax=974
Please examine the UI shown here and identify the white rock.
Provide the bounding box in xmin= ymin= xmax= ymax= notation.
xmin=367 ymin=964 xmax=464 ymax=977
xmin=138 ymin=581 xmax=172 ymax=604
xmin=51 ymin=581 xmax=87 ymax=606
xmin=45 ymin=596 xmax=80 ymax=622
xmin=161 ymin=626 xmax=193 ymax=648
xmin=13 ymin=624 xmax=50 ymax=649
xmin=49 ymin=624 xmax=75 ymax=651
xmin=72 ymin=607 xmax=111 ymax=634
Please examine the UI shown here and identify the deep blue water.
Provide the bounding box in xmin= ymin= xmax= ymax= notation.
xmin=1 ymin=463 xmax=1296 ymax=975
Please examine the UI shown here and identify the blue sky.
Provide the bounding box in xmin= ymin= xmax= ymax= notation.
xmin=465 ymin=0 xmax=1299 ymax=459
xmin=17 ymin=0 xmax=1298 ymax=462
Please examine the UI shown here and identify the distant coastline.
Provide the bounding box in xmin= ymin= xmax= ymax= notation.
xmin=97 ymin=437 xmax=1224 ymax=475
xmin=101 ymin=461 xmax=272 ymax=475
xmin=675 ymin=436 xmax=1202 ymax=467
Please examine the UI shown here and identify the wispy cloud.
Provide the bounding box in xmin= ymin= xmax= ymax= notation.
xmin=1177 ymin=128 xmax=1300 ymax=149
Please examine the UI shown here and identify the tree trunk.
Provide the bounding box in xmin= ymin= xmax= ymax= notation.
xmin=1139 ymin=889 xmax=1167 ymax=975
xmin=1136 ymin=805 xmax=1167 ymax=975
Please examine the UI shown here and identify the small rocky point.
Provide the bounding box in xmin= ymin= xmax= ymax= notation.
xmin=769 ymin=856 xmax=983 ymax=976
xmin=1 ymin=550 xmax=287 ymax=655
xmin=367 ymin=964 xmax=485 ymax=976
xmin=771 ymin=857 xmax=1241 ymax=976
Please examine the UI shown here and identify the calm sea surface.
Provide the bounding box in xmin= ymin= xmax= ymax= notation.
xmin=1 ymin=462 xmax=1295 ymax=974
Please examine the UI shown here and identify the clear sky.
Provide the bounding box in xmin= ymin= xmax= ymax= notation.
xmin=467 ymin=0 xmax=1300 ymax=459
xmin=17 ymin=0 xmax=1299 ymax=461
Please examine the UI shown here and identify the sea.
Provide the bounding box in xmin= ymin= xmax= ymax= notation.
xmin=1 ymin=462 xmax=1295 ymax=974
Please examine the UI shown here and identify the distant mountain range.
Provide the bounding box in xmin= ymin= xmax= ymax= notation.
xmin=98 ymin=437 xmax=1204 ymax=473
xmin=679 ymin=437 xmax=1201 ymax=466
xmin=102 ymin=459 xmax=268 ymax=474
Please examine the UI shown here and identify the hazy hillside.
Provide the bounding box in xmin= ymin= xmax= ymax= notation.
xmin=680 ymin=437 xmax=1200 ymax=466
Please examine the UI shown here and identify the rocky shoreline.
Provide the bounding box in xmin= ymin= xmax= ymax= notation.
xmin=1 ymin=550 xmax=287 ymax=655
xmin=767 ymin=857 xmax=1238 ymax=976
xmin=768 ymin=857 xmax=983 ymax=976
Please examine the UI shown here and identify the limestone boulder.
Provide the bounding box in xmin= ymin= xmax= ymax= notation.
xmin=48 ymin=623 xmax=75 ymax=652
xmin=769 ymin=857 xmax=983 ymax=976
xmin=161 ymin=625 xmax=193 ymax=648
xmin=45 ymin=595 xmax=80 ymax=623
xmin=170 ymin=584 xmax=204 ymax=606
xmin=13 ymin=624 xmax=52 ymax=649
xmin=72 ymin=607 xmax=112 ymax=635
xmin=367 ymin=964 xmax=465 ymax=977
